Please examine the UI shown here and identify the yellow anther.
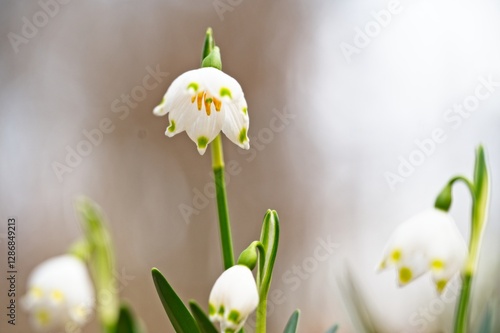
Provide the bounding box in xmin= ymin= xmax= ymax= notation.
xmin=204 ymin=97 xmax=212 ymax=116
xmin=196 ymin=92 xmax=204 ymax=110
xmin=213 ymin=98 xmax=222 ymax=112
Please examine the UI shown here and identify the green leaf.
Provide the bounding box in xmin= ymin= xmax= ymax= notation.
xmin=325 ymin=324 xmax=339 ymax=333
xmin=189 ymin=300 xmax=218 ymax=333
xmin=283 ymin=310 xmax=300 ymax=333
xmin=115 ymin=303 xmax=146 ymax=333
xmin=151 ymin=268 xmax=200 ymax=333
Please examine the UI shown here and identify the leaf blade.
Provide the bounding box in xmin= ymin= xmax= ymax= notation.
xmin=189 ymin=300 xmax=218 ymax=333
xmin=283 ymin=310 xmax=300 ymax=333
xmin=152 ymin=268 xmax=199 ymax=333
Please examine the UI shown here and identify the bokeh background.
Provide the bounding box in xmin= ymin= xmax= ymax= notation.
xmin=1 ymin=0 xmax=500 ymax=332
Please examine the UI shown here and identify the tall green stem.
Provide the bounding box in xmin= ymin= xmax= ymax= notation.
xmin=212 ymin=134 xmax=235 ymax=269
xmin=255 ymin=297 xmax=267 ymax=333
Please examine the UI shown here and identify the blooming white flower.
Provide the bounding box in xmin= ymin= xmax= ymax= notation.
xmin=378 ymin=208 xmax=468 ymax=293
xmin=22 ymin=255 xmax=95 ymax=332
xmin=209 ymin=265 xmax=259 ymax=332
xmin=154 ymin=67 xmax=250 ymax=155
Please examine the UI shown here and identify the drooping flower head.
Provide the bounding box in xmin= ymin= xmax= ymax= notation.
xmin=22 ymin=255 xmax=95 ymax=332
xmin=154 ymin=67 xmax=249 ymax=155
xmin=378 ymin=208 xmax=468 ymax=293
xmin=209 ymin=265 xmax=259 ymax=332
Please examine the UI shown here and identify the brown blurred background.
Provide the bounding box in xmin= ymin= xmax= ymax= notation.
xmin=1 ymin=0 xmax=500 ymax=332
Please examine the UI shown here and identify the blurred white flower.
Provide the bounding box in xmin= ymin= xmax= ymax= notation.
xmin=209 ymin=265 xmax=259 ymax=332
xmin=22 ymin=255 xmax=95 ymax=332
xmin=378 ymin=208 xmax=468 ymax=293
xmin=153 ymin=67 xmax=250 ymax=155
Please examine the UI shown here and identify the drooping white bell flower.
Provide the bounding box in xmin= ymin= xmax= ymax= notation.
xmin=22 ymin=255 xmax=95 ymax=332
xmin=378 ymin=208 xmax=468 ymax=293
xmin=154 ymin=67 xmax=250 ymax=155
xmin=209 ymin=265 xmax=259 ymax=332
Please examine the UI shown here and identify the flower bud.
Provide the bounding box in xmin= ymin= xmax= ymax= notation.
xmin=22 ymin=255 xmax=95 ymax=332
xmin=209 ymin=265 xmax=258 ymax=332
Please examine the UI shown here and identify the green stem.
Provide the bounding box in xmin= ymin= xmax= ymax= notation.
xmin=453 ymin=146 xmax=489 ymax=333
xmin=212 ymin=134 xmax=235 ymax=269
xmin=255 ymin=296 xmax=267 ymax=333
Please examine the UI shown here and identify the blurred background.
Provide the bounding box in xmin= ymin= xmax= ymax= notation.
xmin=1 ymin=0 xmax=500 ymax=332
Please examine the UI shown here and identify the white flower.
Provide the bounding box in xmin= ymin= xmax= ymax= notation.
xmin=209 ymin=265 xmax=259 ymax=332
xmin=154 ymin=67 xmax=250 ymax=155
xmin=22 ymin=255 xmax=95 ymax=332
xmin=378 ymin=208 xmax=468 ymax=293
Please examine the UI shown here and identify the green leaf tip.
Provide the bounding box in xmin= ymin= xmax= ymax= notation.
xmin=189 ymin=300 xmax=218 ymax=333
xmin=325 ymin=324 xmax=339 ymax=333
xmin=151 ymin=268 xmax=200 ymax=333
xmin=283 ymin=309 xmax=300 ymax=333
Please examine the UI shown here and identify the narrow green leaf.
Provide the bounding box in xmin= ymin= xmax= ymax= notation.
xmin=115 ymin=303 xmax=146 ymax=333
xmin=325 ymin=324 xmax=339 ymax=333
xmin=283 ymin=310 xmax=300 ymax=333
xmin=478 ymin=303 xmax=493 ymax=333
xmin=189 ymin=300 xmax=218 ymax=333
xmin=151 ymin=268 xmax=200 ymax=333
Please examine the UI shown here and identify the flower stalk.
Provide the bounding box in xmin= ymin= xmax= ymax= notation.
xmin=212 ymin=134 xmax=235 ymax=269
xmin=203 ymin=28 xmax=235 ymax=270
xmin=434 ymin=146 xmax=490 ymax=333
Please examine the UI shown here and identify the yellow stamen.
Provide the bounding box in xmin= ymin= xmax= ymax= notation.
xmin=204 ymin=98 xmax=212 ymax=116
xmin=190 ymin=91 xmax=223 ymax=116
xmin=196 ymin=92 xmax=204 ymax=110
xmin=213 ymin=97 xmax=222 ymax=112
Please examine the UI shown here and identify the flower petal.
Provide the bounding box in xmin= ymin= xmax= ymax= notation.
xmin=221 ymin=99 xmax=250 ymax=149
xmin=154 ymin=69 xmax=204 ymax=116
xmin=200 ymin=67 xmax=244 ymax=102
xmin=185 ymin=109 xmax=225 ymax=155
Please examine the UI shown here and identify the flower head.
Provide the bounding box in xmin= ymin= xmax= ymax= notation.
xmin=378 ymin=208 xmax=467 ymax=293
xmin=22 ymin=255 xmax=95 ymax=332
xmin=154 ymin=67 xmax=250 ymax=155
xmin=209 ymin=265 xmax=258 ymax=332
